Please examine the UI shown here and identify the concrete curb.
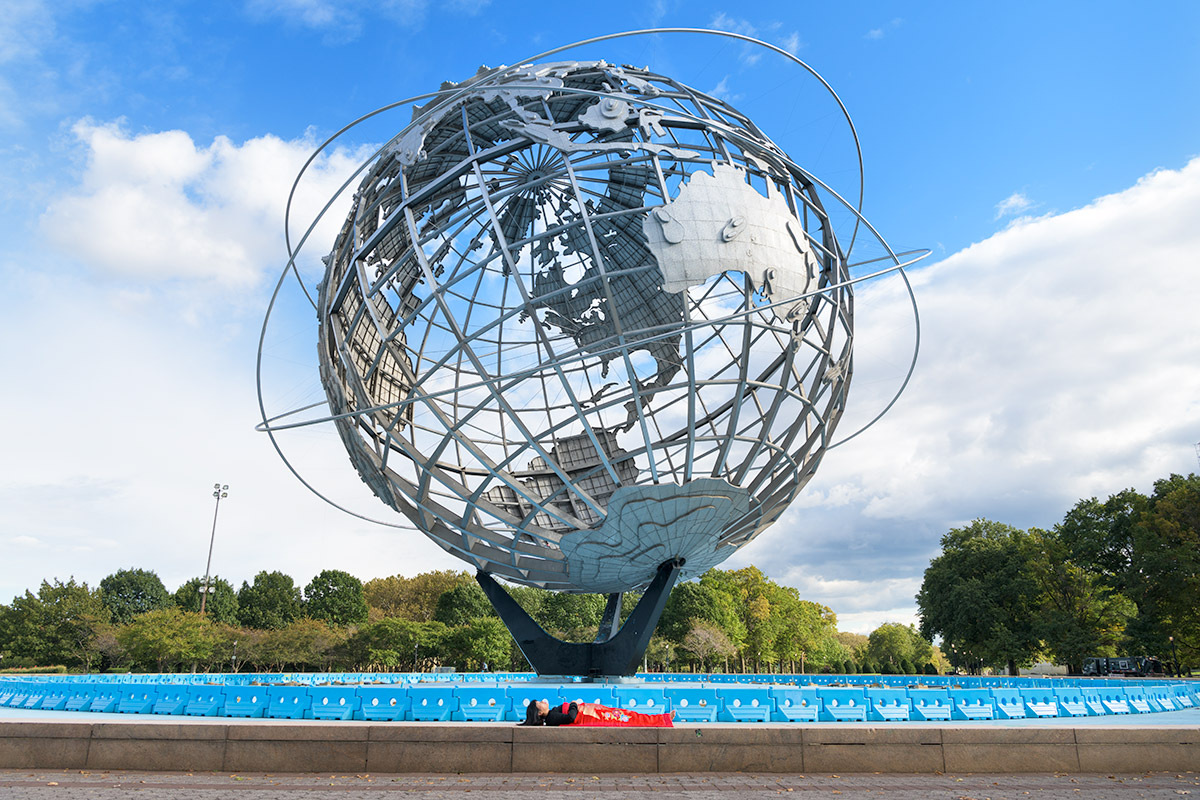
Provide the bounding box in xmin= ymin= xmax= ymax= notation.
xmin=2 ymin=721 xmax=1200 ymax=773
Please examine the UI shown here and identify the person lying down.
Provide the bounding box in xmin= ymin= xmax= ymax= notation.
xmin=520 ymin=699 xmax=675 ymax=727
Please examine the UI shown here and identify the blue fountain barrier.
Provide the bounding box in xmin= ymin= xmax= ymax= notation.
xmin=408 ymin=685 xmax=457 ymax=721
xmin=1123 ymin=686 xmax=1152 ymax=713
xmin=866 ymin=687 xmax=911 ymax=722
xmin=453 ymin=685 xmax=510 ymax=722
xmin=223 ymin=686 xmax=269 ymax=718
xmin=717 ymin=686 xmax=773 ymax=722
xmin=117 ymin=687 xmax=159 ymax=715
xmin=87 ymin=685 xmax=120 ymax=713
xmin=668 ymin=687 xmax=720 ymax=723
xmin=1018 ymin=688 xmax=1060 ymax=718
xmin=819 ymin=687 xmax=867 ymax=722
xmin=184 ymin=686 xmax=227 ymax=717
xmin=769 ymin=686 xmax=819 ymax=722
xmin=310 ymin=686 xmax=360 ymax=720
xmin=358 ymin=686 xmax=409 ymax=721
xmin=4 ymin=673 xmax=1199 ymax=725
xmin=948 ymin=688 xmax=995 ymax=720
xmin=153 ymin=688 xmax=189 ymax=715
xmin=613 ymin=686 xmax=670 ymax=715
xmin=907 ymin=688 xmax=952 ymax=721
xmin=265 ymin=686 xmax=312 ymax=720
xmin=990 ymin=689 xmax=1027 ymax=719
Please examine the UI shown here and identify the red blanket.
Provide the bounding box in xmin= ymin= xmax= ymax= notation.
xmin=566 ymin=702 xmax=674 ymax=728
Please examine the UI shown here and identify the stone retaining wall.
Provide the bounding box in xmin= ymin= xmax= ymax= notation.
xmin=2 ymin=722 xmax=1199 ymax=773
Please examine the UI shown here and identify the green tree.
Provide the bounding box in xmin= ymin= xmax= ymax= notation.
xmin=1056 ymin=489 xmax=1147 ymax=589
xmin=1124 ymin=474 xmax=1200 ymax=662
xmin=117 ymin=607 xmax=216 ymax=672
xmin=304 ymin=569 xmax=368 ymax=626
xmin=534 ymin=591 xmax=605 ymax=639
xmin=680 ymin=618 xmax=736 ymax=671
xmin=703 ymin=567 xmax=787 ymax=670
xmin=364 ymin=570 xmax=471 ymax=621
xmin=99 ymin=568 xmax=172 ymax=625
xmin=917 ymin=519 xmax=1041 ymax=675
xmin=864 ymin=623 xmax=932 ymax=673
xmin=255 ymin=618 xmax=347 ymax=671
xmin=432 ymin=582 xmax=495 ymax=627
xmin=660 ymin=579 xmax=746 ymax=650
xmin=442 ymin=618 xmax=511 ymax=671
xmin=339 ymin=618 xmax=449 ymax=671
xmin=0 ymin=579 xmax=110 ymax=670
xmin=174 ymin=577 xmax=239 ymax=624
xmin=237 ymin=571 xmax=303 ymax=630
xmin=1029 ymin=527 xmax=1135 ymax=673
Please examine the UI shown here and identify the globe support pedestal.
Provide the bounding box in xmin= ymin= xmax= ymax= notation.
xmin=476 ymin=559 xmax=684 ymax=680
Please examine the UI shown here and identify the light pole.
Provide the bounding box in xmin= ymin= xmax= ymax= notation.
xmin=200 ymin=483 xmax=229 ymax=616
xmin=1169 ymin=636 xmax=1181 ymax=677
xmin=231 ymin=640 xmax=239 ymax=673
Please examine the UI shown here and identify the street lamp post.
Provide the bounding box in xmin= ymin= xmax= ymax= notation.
xmin=231 ymin=640 xmax=239 ymax=673
xmin=200 ymin=483 xmax=229 ymax=616
xmin=1169 ymin=636 xmax=1181 ymax=677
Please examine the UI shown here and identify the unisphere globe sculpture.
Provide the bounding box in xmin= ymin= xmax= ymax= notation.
xmin=260 ymin=35 xmax=925 ymax=664
xmin=314 ymin=58 xmax=868 ymax=596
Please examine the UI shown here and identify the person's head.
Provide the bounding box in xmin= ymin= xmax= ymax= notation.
xmin=520 ymin=699 xmax=550 ymax=726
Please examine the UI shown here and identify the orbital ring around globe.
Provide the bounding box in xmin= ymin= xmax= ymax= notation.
xmin=256 ymin=28 xmax=928 ymax=594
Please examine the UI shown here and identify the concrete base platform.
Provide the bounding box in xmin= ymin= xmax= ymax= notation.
xmin=2 ymin=716 xmax=1199 ymax=774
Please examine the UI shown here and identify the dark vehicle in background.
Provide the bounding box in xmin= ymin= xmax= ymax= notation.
xmin=1082 ymin=656 xmax=1166 ymax=677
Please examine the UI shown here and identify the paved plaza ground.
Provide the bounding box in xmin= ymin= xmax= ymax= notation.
xmin=1 ymin=769 xmax=1199 ymax=799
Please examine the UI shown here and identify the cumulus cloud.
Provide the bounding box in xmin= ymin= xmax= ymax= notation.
xmin=244 ymin=0 xmax=481 ymax=41
xmin=710 ymin=12 xmax=802 ymax=63
xmin=994 ymin=190 xmax=1034 ymax=219
xmin=40 ymin=120 xmax=369 ymax=289
xmin=733 ymin=157 xmax=1200 ymax=632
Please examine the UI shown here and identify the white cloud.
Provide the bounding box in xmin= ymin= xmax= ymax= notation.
xmin=0 ymin=0 xmax=54 ymax=64
xmin=244 ymin=0 xmax=448 ymax=41
xmin=709 ymin=13 xmax=801 ymax=62
xmin=994 ymin=190 xmax=1034 ymax=219
xmin=735 ymin=157 xmax=1200 ymax=631
xmin=866 ymin=28 xmax=884 ymax=40
xmin=39 ymin=120 xmax=369 ymax=290
xmin=709 ymin=76 xmax=734 ymax=102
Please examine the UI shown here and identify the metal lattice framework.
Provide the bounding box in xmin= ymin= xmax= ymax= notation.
xmin=259 ymin=31 xmax=926 ymax=596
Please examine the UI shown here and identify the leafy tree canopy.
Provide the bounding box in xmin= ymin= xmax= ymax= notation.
xmin=364 ymin=570 xmax=471 ymax=621
xmin=99 ymin=568 xmax=172 ymax=625
xmin=116 ymin=607 xmax=216 ymax=672
xmin=304 ymin=569 xmax=368 ymax=626
xmin=917 ymin=519 xmax=1041 ymax=675
xmin=432 ymin=582 xmax=495 ymax=628
xmin=237 ymin=571 xmax=303 ymax=630
xmin=174 ymin=577 xmax=239 ymax=625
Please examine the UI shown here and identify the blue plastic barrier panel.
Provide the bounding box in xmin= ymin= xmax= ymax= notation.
xmin=666 ymin=687 xmax=720 ymax=722
xmin=453 ymin=686 xmax=509 ymax=722
xmin=907 ymin=688 xmax=951 ymax=721
xmin=769 ymin=687 xmax=819 ymax=722
xmin=717 ymin=687 xmax=772 ymax=722
xmin=408 ymin=686 xmax=458 ymax=722
xmin=819 ymin=687 xmax=867 ymax=722
xmin=359 ymin=686 xmax=409 ymax=721
xmin=309 ymin=687 xmax=361 ymax=721
xmin=866 ymin=688 xmax=911 ymax=722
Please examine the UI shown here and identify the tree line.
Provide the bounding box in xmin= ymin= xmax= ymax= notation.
xmin=0 ymin=563 xmax=942 ymax=676
xmin=917 ymin=472 xmax=1199 ymax=675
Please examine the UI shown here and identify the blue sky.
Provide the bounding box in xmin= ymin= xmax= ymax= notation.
xmin=2 ymin=1 xmax=1198 ymax=633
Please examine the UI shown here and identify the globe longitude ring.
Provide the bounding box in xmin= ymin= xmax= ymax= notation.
xmin=258 ymin=30 xmax=925 ymax=597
